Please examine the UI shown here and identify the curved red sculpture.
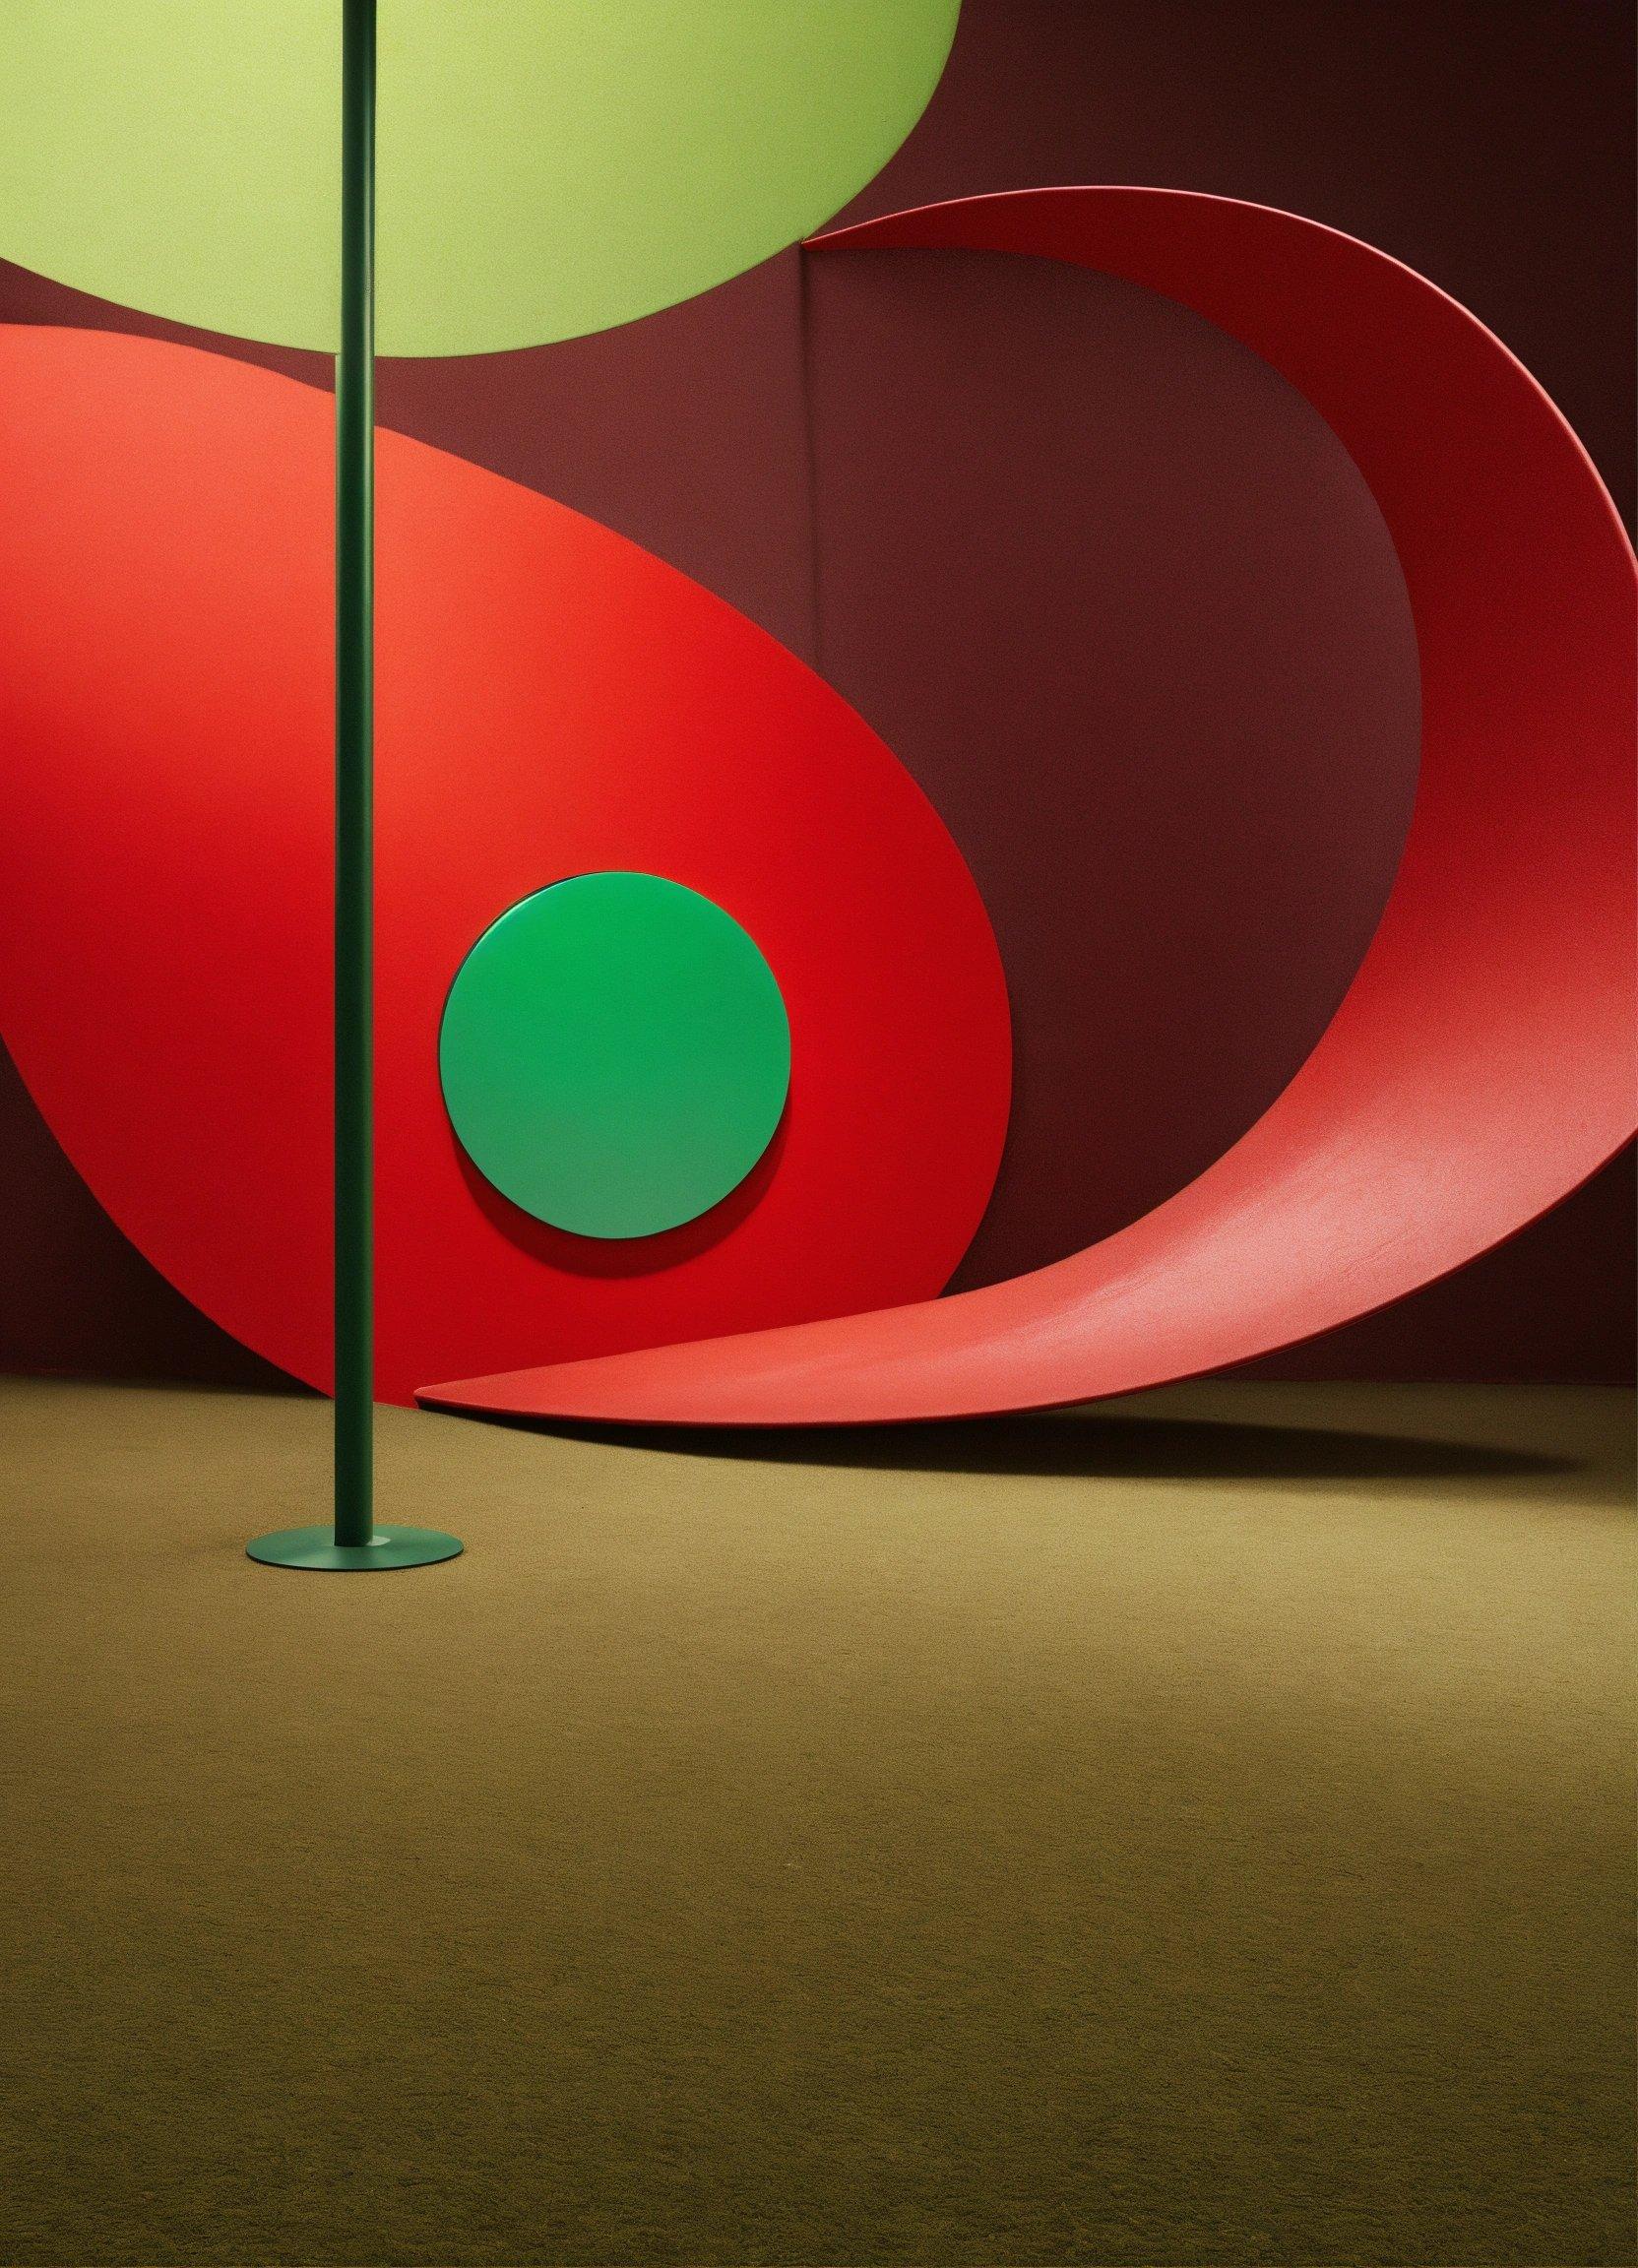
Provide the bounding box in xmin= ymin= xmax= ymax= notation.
xmin=0 ymin=326 xmax=1011 ymax=1404
xmin=421 ymin=187 xmax=1637 ymax=1428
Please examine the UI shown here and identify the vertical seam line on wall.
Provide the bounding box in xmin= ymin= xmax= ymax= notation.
xmin=796 ymin=245 xmax=827 ymax=680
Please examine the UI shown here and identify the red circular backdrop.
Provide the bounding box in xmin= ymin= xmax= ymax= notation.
xmin=0 ymin=326 xmax=1012 ymax=1403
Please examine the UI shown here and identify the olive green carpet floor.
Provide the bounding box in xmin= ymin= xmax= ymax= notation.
xmin=0 ymin=1376 xmax=1632 ymax=2267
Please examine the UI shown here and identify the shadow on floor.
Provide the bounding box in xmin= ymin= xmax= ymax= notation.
xmin=493 ymin=1409 xmax=1584 ymax=1483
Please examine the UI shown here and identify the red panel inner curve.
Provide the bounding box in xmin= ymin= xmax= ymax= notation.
xmin=420 ymin=188 xmax=1637 ymax=1428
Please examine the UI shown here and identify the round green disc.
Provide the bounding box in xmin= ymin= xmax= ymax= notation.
xmin=440 ymin=873 xmax=790 ymax=1241
xmin=0 ymin=1 xmax=961 ymax=356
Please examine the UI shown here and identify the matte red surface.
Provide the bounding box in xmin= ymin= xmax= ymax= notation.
xmin=421 ymin=188 xmax=1637 ymax=1428
xmin=0 ymin=327 xmax=1010 ymax=1405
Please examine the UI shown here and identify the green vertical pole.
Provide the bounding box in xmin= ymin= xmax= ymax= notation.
xmin=248 ymin=0 xmax=461 ymax=1570
xmin=334 ymin=0 xmax=376 ymax=1549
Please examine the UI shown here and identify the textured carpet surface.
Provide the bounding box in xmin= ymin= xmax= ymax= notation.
xmin=0 ymin=1377 xmax=1631 ymax=2268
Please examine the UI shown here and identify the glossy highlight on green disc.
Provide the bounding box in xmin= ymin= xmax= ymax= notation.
xmin=440 ymin=873 xmax=791 ymax=1241
xmin=0 ymin=1 xmax=961 ymax=356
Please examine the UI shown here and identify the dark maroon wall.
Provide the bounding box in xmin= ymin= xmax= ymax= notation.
xmin=2 ymin=0 xmax=1631 ymax=1387
xmin=800 ymin=248 xmax=1421 ymax=1294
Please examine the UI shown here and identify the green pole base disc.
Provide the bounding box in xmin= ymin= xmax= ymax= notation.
xmin=246 ymin=1525 xmax=464 ymax=1571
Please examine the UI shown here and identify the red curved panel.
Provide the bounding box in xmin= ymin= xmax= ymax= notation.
xmin=0 ymin=326 xmax=1011 ymax=1405
xmin=420 ymin=188 xmax=1637 ymax=1427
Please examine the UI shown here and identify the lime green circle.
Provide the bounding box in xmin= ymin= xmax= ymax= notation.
xmin=440 ymin=873 xmax=790 ymax=1240
xmin=0 ymin=1 xmax=960 ymax=356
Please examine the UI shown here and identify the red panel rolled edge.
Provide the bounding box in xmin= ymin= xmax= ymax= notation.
xmin=417 ymin=187 xmax=1638 ymax=1427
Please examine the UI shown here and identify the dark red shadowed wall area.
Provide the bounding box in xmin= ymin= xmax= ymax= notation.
xmin=2 ymin=0 xmax=1632 ymax=1388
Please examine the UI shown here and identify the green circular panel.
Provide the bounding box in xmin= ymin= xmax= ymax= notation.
xmin=0 ymin=1 xmax=961 ymax=356
xmin=440 ymin=873 xmax=791 ymax=1241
